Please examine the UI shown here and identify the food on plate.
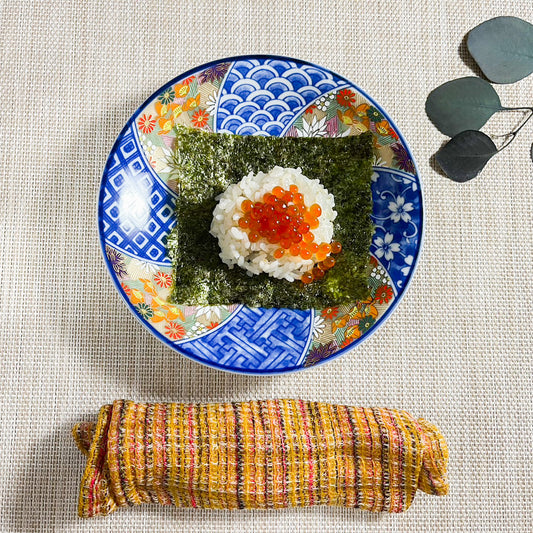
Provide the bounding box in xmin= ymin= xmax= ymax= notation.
xmin=211 ymin=166 xmax=340 ymax=283
xmin=167 ymin=126 xmax=374 ymax=308
xmin=74 ymin=400 xmax=449 ymax=517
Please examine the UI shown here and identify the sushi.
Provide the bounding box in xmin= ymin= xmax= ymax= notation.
xmin=211 ymin=166 xmax=341 ymax=283
xmin=167 ymin=126 xmax=374 ymax=308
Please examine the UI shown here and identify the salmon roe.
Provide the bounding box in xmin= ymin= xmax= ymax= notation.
xmin=301 ymin=272 xmax=314 ymax=284
xmin=237 ymin=186 xmax=344 ymax=285
xmin=300 ymin=239 xmax=344 ymax=284
xmin=312 ymin=266 xmax=325 ymax=280
xmin=330 ymin=240 xmax=342 ymax=254
xmin=238 ymin=185 xmax=319 ymax=251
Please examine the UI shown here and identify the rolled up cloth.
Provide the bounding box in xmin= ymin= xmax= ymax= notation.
xmin=73 ymin=400 xmax=448 ymax=517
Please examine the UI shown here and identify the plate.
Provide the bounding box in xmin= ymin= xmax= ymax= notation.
xmin=99 ymin=55 xmax=422 ymax=374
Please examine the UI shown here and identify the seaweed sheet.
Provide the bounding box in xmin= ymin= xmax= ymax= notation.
xmin=167 ymin=126 xmax=374 ymax=308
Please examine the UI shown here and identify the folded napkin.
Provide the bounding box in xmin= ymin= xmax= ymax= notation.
xmin=73 ymin=400 xmax=448 ymax=517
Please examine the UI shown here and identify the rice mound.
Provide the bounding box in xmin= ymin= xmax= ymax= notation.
xmin=210 ymin=166 xmax=337 ymax=282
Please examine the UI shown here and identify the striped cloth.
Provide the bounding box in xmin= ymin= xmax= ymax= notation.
xmin=73 ymin=400 xmax=448 ymax=517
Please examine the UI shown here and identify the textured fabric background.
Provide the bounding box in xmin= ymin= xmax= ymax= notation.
xmin=1 ymin=1 xmax=532 ymax=531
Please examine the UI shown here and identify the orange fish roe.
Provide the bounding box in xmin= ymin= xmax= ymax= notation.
xmin=272 ymin=186 xmax=284 ymax=198
xmin=300 ymin=244 xmax=342 ymax=284
xmin=319 ymin=243 xmax=332 ymax=255
xmin=238 ymin=186 xmax=342 ymax=284
xmin=282 ymin=191 xmax=293 ymax=203
xmin=312 ymin=266 xmax=325 ymax=280
xmin=300 ymin=248 xmax=312 ymax=260
xmin=330 ymin=240 xmax=342 ymax=254
xmin=322 ymin=256 xmax=336 ymax=269
xmin=241 ymin=199 xmax=253 ymax=213
xmin=289 ymin=244 xmax=301 ymax=257
xmin=293 ymin=192 xmax=304 ymax=205
xmin=315 ymin=251 xmax=328 ymax=262
xmin=238 ymin=217 xmax=250 ymax=229
xmin=301 ymin=272 xmax=314 ymax=284
xmin=302 ymin=232 xmax=314 ymax=243
xmin=309 ymin=204 xmax=322 ymax=217
xmin=248 ymin=231 xmax=260 ymax=243
xmin=238 ymin=185 xmax=317 ymax=251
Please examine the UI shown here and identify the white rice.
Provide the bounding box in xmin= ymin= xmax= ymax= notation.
xmin=210 ymin=166 xmax=337 ymax=281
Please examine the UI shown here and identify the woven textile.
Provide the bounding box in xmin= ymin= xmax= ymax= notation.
xmin=73 ymin=401 xmax=448 ymax=517
xmin=1 ymin=1 xmax=533 ymax=532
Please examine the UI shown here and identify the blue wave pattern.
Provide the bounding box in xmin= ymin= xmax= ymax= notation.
xmin=101 ymin=126 xmax=176 ymax=264
xmin=370 ymin=168 xmax=421 ymax=291
xmin=215 ymin=59 xmax=346 ymax=136
xmin=177 ymin=307 xmax=313 ymax=371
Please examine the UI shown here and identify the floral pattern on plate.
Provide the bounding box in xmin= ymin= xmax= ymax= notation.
xmin=106 ymin=244 xmax=239 ymax=342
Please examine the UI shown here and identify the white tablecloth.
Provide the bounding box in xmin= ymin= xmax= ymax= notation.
xmin=1 ymin=1 xmax=532 ymax=531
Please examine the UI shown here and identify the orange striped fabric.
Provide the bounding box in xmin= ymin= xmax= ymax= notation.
xmin=73 ymin=400 xmax=448 ymax=517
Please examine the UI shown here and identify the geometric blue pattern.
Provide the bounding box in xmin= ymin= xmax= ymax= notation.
xmin=370 ymin=168 xmax=421 ymax=291
xmin=100 ymin=125 xmax=176 ymax=264
xmin=177 ymin=307 xmax=314 ymax=371
xmin=216 ymin=58 xmax=346 ymax=136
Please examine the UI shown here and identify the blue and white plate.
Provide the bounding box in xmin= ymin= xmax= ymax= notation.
xmin=99 ymin=55 xmax=422 ymax=374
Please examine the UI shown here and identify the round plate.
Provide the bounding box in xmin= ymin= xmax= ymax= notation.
xmin=99 ymin=55 xmax=422 ymax=374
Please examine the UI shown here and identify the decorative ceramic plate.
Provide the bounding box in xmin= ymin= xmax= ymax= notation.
xmin=99 ymin=55 xmax=422 ymax=374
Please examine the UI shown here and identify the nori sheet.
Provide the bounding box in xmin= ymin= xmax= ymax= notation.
xmin=167 ymin=126 xmax=374 ymax=308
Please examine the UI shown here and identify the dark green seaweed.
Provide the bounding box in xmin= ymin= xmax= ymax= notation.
xmin=167 ymin=125 xmax=374 ymax=308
